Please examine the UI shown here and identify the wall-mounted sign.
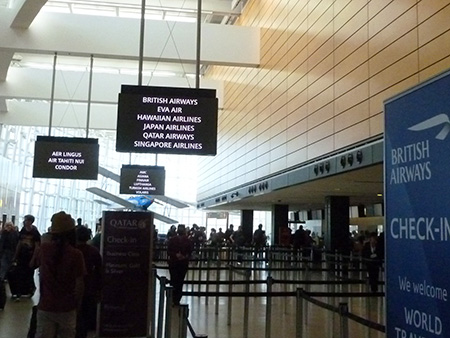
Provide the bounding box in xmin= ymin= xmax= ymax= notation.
xmin=116 ymin=85 xmax=218 ymax=155
xmin=120 ymin=165 xmax=165 ymax=195
xmin=385 ymin=70 xmax=450 ymax=338
xmin=32 ymin=136 xmax=99 ymax=180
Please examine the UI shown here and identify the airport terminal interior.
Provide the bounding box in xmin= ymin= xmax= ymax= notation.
xmin=2 ymin=0 xmax=450 ymax=337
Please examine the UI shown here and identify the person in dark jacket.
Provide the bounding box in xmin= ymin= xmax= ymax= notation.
xmin=0 ymin=221 xmax=19 ymax=281
xmin=75 ymin=225 xmax=102 ymax=338
xmin=167 ymin=224 xmax=193 ymax=306
xmin=10 ymin=214 xmax=41 ymax=299
xmin=362 ymin=232 xmax=383 ymax=292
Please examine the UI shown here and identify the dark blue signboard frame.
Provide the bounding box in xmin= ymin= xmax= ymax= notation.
xmin=98 ymin=211 xmax=154 ymax=337
xmin=384 ymin=70 xmax=450 ymax=338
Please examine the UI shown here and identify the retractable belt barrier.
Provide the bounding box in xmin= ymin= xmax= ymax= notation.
xmin=153 ymin=244 xmax=386 ymax=338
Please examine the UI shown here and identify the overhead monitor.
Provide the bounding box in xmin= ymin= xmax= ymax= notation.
xmin=116 ymin=85 xmax=218 ymax=155
xmin=32 ymin=136 xmax=99 ymax=180
xmin=120 ymin=165 xmax=165 ymax=195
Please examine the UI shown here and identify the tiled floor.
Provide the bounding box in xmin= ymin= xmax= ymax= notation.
xmin=0 ymin=259 xmax=386 ymax=338
xmin=0 ymin=280 xmax=38 ymax=337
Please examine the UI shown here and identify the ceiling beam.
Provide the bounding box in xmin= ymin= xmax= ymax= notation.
xmin=0 ymin=50 xmax=14 ymax=81
xmin=10 ymin=0 xmax=48 ymax=29
xmin=0 ymin=11 xmax=260 ymax=69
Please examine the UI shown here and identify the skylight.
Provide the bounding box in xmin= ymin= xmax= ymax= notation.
xmin=43 ymin=0 xmax=200 ymax=23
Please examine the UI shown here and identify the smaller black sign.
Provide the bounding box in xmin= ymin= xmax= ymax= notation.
xmin=119 ymin=165 xmax=165 ymax=195
xmin=33 ymin=136 xmax=99 ymax=180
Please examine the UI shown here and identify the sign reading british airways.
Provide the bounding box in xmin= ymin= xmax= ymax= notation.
xmin=385 ymin=70 xmax=450 ymax=338
xmin=116 ymin=85 xmax=218 ymax=155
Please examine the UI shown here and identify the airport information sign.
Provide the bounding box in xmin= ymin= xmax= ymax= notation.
xmin=32 ymin=136 xmax=99 ymax=180
xmin=384 ymin=70 xmax=450 ymax=338
xmin=116 ymin=85 xmax=218 ymax=155
xmin=98 ymin=211 xmax=154 ymax=337
xmin=120 ymin=165 xmax=165 ymax=195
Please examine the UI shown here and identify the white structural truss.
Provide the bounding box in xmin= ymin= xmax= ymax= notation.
xmin=0 ymin=0 xmax=259 ymax=129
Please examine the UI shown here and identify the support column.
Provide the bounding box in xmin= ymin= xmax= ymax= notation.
xmin=271 ymin=204 xmax=289 ymax=246
xmin=324 ymin=196 xmax=350 ymax=253
xmin=240 ymin=210 xmax=253 ymax=245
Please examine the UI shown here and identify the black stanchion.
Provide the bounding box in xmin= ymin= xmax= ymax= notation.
xmin=339 ymin=303 xmax=349 ymax=338
xmin=153 ymin=245 xmax=385 ymax=338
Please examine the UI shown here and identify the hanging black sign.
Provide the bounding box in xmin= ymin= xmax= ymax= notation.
xmin=32 ymin=136 xmax=99 ymax=180
xmin=116 ymin=85 xmax=218 ymax=155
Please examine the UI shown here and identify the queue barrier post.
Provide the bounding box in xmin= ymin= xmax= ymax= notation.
xmin=379 ymin=292 xmax=385 ymax=325
xmin=339 ymin=302 xmax=349 ymax=338
xmin=157 ymin=276 xmax=168 ymax=338
xmin=227 ymin=265 xmax=233 ymax=326
xmin=151 ymin=268 xmax=157 ymax=338
xmin=178 ymin=304 xmax=189 ymax=338
xmin=327 ymin=289 xmax=334 ymax=338
xmin=296 ymin=288 xmax=304 ymax=338
xmin=198 ymin=252 xmax=203 ymax=292
xmin=283 ymin=256 xmax=288 ymax=314
xmin=359 ymin=256 xmax=364 ymax=291
xmin=165 ymin=286 xmax=173 ymax=338
xmin=206 ymin=252 xmax=211 ymax=305
xmin=215 ymin=259 xmax=220 ymax=315
xmin=365 ymin=295 xmax=371 ymax=338
xmin=265 ymin=276 xmax=273 ymax=338
xmin=243 ymin=269 xmax=251 ymax=338
xmin=189 ymin=258 xmax=195 ymax=292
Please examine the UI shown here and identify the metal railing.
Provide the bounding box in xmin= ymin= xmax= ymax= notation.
xmin=154 ymin=272 xmax=207 ymax=338
xmin=296 ymin=288 xmax=385 ymax=338
xmin=153 ymin=244 xmax=385 ymax=338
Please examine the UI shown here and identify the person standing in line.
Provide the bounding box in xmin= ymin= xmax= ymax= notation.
xmin=88 ymin=218 xmax=102 ymax=251
xmin=167 ymin=224 xmax=193 ymax=306
xmin=362 ymin=232 xmax=382 ymax=292
xmin=252 ymin=224 xmax=267 ymax=260
xmin=35 ymin=211 xmax=86 ymax=338
xmin=230 ymin=225 xmax=245 ymax=263
xmin=224 ymin=224 xmax=234 ymax=245
xmin=253 ymin=224 xmax=267 ymax=248
xmin=0 ymin=221 xmax=19 ymax=281
xmin=216 ymin=228 xmax=225 ymax=246
xmin=75 ymin=225 xmax=102 ymax=338
xmin=10 ymin=214 xmax=41 ymax=299
xmin=230 ymin=225 xmax=245 ymax=247
xmin=166 ymin=225 xmax=177 ymax=242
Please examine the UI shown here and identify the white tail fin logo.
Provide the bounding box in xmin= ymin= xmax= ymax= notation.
xmin=408 ymin=114 xmax=450 ymax=140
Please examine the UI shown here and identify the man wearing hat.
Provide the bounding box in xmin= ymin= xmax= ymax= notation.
xmin=35 ymin=211 xmax=86 ymax=338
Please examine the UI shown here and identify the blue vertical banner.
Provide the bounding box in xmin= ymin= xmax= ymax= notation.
xmin=385 ymin=70 xmax=450 ymax=338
